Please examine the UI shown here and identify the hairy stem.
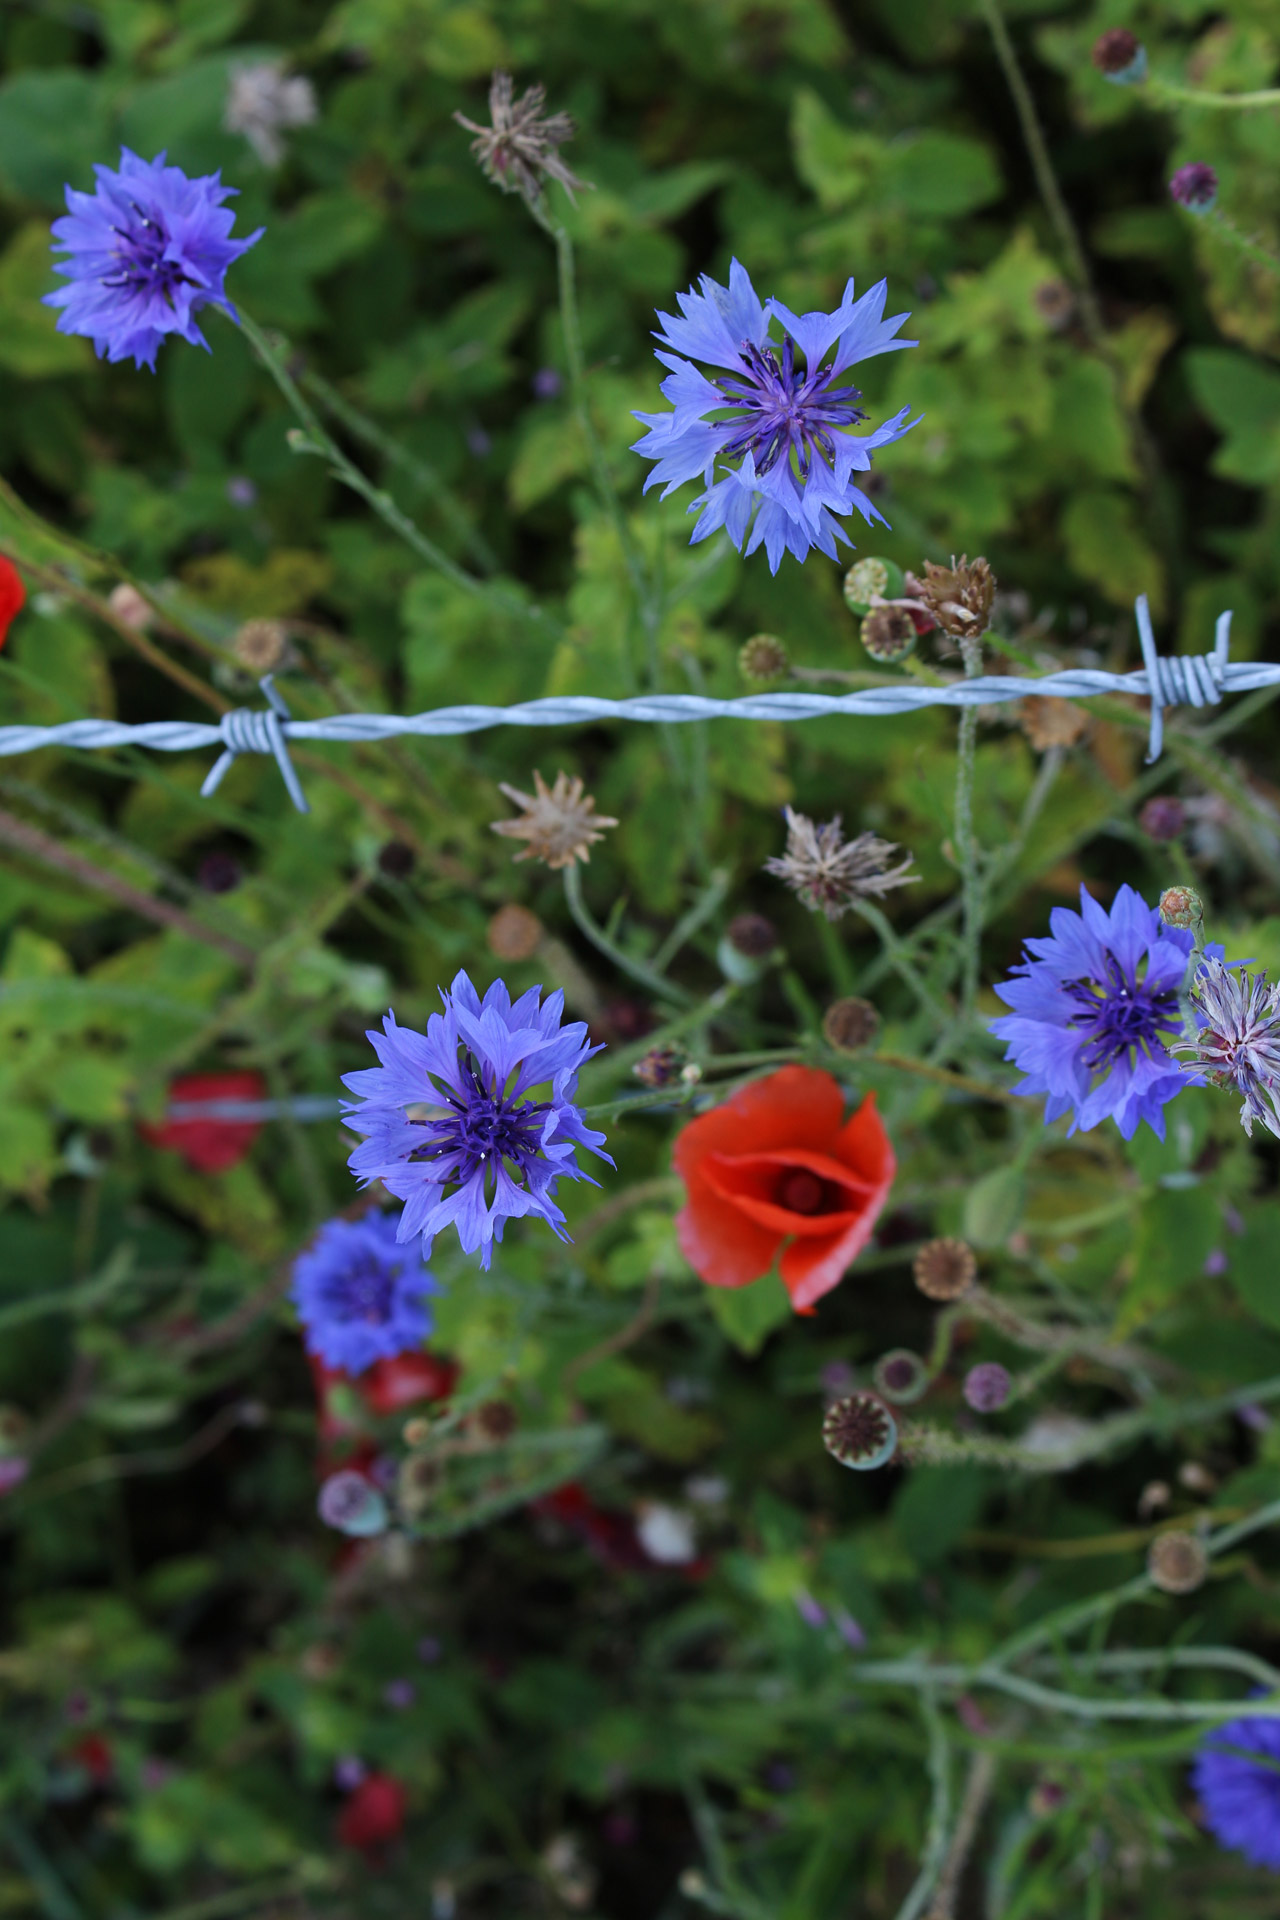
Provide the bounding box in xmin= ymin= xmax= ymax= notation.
xmin=562 ymin=862 xmax=692 ymax=1007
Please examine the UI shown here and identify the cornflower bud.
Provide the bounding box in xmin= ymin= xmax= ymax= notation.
xmin=1158 ymin=885 xmax=1203 ymax=931
xmin=1169 ymin=163 xmax=1218 ymax=214
xmin=1091 ymin=27 xmax=1148 ymax=84
xmin=822 ymin=996 xmax=880 ymax=1052
xmin=963 ymin=1361 xmax=1011 ymax=1412
xmin=1138 ymin=796 xmax=1186 ymax=842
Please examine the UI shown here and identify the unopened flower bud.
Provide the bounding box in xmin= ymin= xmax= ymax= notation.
xmin=1147 ymin=1529 xmax=1209 ymax=1595
xmin=475 ymin=1400 xmax=517 ymax=1442
xmin=822 ymin=1391 xmax=897 ymax=1470
xmin=1138 ymin=796 xmax=1186 ymax=842
xmin=913 ymin=1237 xmax=976 ymax=1301
xmin=860 ymin=604 xmax=917 ymax=663
xmin=726 ymin=913 xmax=778 ymax=958
xmin=739 ymin=633 xmax=790 ymax=681
xmin=1158 ymin=885 xmax=1202 ymax=931
xmin=487 ymin=902 xmax=543 ymax=961
xmin=873 ymin=1349 xmax=928 ymax=1405
xmin=108 ymin=582 xmax=154 ymax=631
xmin=632 ymin=1045 xmax=687 ymax=1089
xmin=377 ymin=840 xmax=416 ymax=880
xmin=1092 ymin=27 xmax=1147 ymax=84
xmin=822 ymin=996 xmax=880 ymax=1052
xmin=1169 ymin=163 xmax=1218 ymax=214
xmin=963 ymin=1361 xmax=1011 ymax=1412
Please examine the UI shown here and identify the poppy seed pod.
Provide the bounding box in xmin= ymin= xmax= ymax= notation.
xmin=822 ymin=1391 xmax=898 ymax=1470
xmin=913 ymin=1237 xmax=976 ymax=1301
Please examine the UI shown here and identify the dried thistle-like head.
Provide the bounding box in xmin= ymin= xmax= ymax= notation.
xmin=454 ymin=72 xmax=592 ymax=207
xmin=233 ymin=617 xmax=290 ymax=674
xmin=822 ymin=996 xmax=880 ymax=1052
xmin=913 ymin=1237 xmax=976 ymax=1302
xmin=491 ymin=769 xmax=618 ymax=870
xmin=1147 ymin=1529 xmax=1208 ymax=1595
xmin=1017 ymin=695 xmax=1090 ymax=752
xmin=920 ymin=555 xmax=996 ymax=639
xmin=764 ymin=806 xmax=918 ymax=921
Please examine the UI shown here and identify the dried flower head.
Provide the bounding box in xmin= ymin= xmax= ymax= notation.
xmin=913 ymin=1237 xmax=976 ymax=1301
xmin=453 ymin=73 xmax=591 ymax=207
xmin=1169 ymin=163 xmax=1218 ymax=215
xmin=107 ymin=582 xmax=154 ymax=632
xmin=873 ymin=1348 xmax=928 ymax=1404
xmin=861 ymin=604 xmax=916 ymax=663
xmin=822 ymin=1391 xmax=897 ymax=1470
xmin=920 ymin=555 xmax=995 ymax=639
xmin=739 ymin=634 xmax=791 ymax=681
xmin=632 ymin=1045 xmax=687 ymax=1089
xmin=491 ymin=770 xmax=618 ymax=870
xmin=822 ymin=996 xmax=880 ymax=1052
xmin=475 ymin=1400 xmax=517 ymax=1442
xmin=224 ymin=59 xmax=317 ymax=168
xmin=764 ymin=806 xmax=918 ymax=921
xmin=1017 ymin=695 xmax=1090 ymax=751
xmin=963 ymin=1361 xmax=1011 ymax=1412
xmin=726 ymin=912 xmax=778 ymax=958
xmin=1147 ymin=1529 xmax=1208 ymax=1595
xmin=233 ymin=617 xmax=289 ymax=674
xmin=1171 ymin=957 xmax=1280 ymax=1140
xmin=487 ymin=902 xmax=543 ymax=961
xmin=1092 ymin=28 xmax=1147 ymax=83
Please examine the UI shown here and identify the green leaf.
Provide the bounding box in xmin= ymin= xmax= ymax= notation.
xmin=0 ymin=224 xmax=90 ymax=377
xmin=1118 ymin=1185 xmax=1220 ymax=1333
xmin=1061 ymin=488 xmax=1162 ymax=612
xmin=1227 ymin=1208 xmax=1280 ymax=1334
xmin=892 ymin=1466 xmax=989 ymax=1566
xmin=1185 ymin=347 xmax=1280 ymax=485
xmin=882 ymin=132 xmax=1001 ymax=218
xmin=790 ymin=89 xmax=881 ymax=212
xmin=963 ymin=1165 xmax=1025 ymax=1249
xmin=0 ymin=70 xmax=111 ymax=207
xmin=706 ymin=1273 xmax=792 ymax=1356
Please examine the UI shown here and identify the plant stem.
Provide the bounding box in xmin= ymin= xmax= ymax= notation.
xmin=236 ymin=311 xmax=558 ymax=640
xmin=952 ymin=632 xmax=985 ymax=1020
xmin=650 ymin=866 xmax=732 ymax=975
xmin=851 ymin=898 xmax=953 ymax=1030
xmin=1149 ymin=78 xmax=1280 ymax=109
xmin=1206 ymin=207 xmax=1280 ymax=278
xmin=562 ymin=862 xmax=692 ymax=1007
xmin=923 ymin=1748 xmax=996 ymax=1920
xmin=893 ymin=1692 xmax=951 ymax=1920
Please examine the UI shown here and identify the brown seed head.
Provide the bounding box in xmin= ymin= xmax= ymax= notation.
xmin=475 ymin=1400 xmax=517 ymax=1442
xmin=453 ymin=72 xmax=592 ymax=206
xmin=487 ymin=902 xmax=544 ymax=961
xmin=726 ymin=912 xmax=778 ymax=958
xmin=739 ymin=633 xmax=791 ymax=681
xmin=861 ymin=604 xmax=917 ymax=664
xmin=920 ymin=556 xmax=996 ymax=639
xmin=822 ymin=996 xmax=880 ymax=1052
xmin=1147 ymin=1529 xmax=1209 ymax=1595
xmin=491 ymin=769 xmax=618 ymax=870
xmin=913 ymin=1237 xmax=976 ymax=1301
xmin=233 ymin=617 xmax=290 ymax=675
xmin=822 ymin=1391 xmax=896 ymax=1468
xmin=1092 ymin=26 xmax=1142 ymax=74
xmin=1017 ymin=695 xmax=1091 ymax=751
xmin=765 ymin=806 xmax=918 ymax=921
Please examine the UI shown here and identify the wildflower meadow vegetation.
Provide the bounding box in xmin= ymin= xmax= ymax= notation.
xmin=5 ymin=1 xmax=1280 ymax=1914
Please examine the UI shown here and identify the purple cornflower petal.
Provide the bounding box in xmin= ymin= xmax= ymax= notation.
xmin=44 ymin=149 xmax=263 ymax=373
xmin=631 ymin=260 xmax=920 ymax=573
xmin=343 ymin=974 xmax=613 ymax=1270
xmin=794 ymin=1590 xmax=827 ymax=1629
xmin=1192 ymin=1710 xmax=1280 ymax=1870
xmin=963 ymin=1362 xmax=1011 ymax=1413
xmin=990 ymin=884 xmax=1226 ymax=1141
xmin=833 ymin=1609 xmax=866 ymax=1651
xmin=1171 ymin=958 xmax=1280 ymax=1141
xmin=292 ymin=1211 xmax=439 ymax=1375
xmin=1237 ymin=1403 xmax=1272 ymax=1434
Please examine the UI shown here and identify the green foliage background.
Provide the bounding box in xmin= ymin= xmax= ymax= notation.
xmin=2 ymin=0 xmax=1280 ymax=1914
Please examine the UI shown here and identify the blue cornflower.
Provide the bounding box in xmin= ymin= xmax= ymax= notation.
xmin=631 ymin=260 xmax=919 ymax=573
xmin=342 ymin=973 xmax=612 ymax=1270
xmin=1192 ymin=1710 xmax=1280 ymax=1872
xmin=990 ymin=884 xmax=1225 ymax=1140
xmin=292 ymin=1211 xmax=439 ymax=1375
xmin=44 ymin=148 xmax=263 ymax=372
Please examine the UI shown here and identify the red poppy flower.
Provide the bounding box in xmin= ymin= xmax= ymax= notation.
xmin=138 ymin=1072 xmax=266 ymax=1173
xmin=337 ymin=1771 xmax=406 ymax=1854
xmin=360 ymin=1351 xmax=458 ymax=1415
xmin=673 ymin=1065 xmax=895 ymax=1313
xmin=0 ymin=557 xmax=24 ymax=649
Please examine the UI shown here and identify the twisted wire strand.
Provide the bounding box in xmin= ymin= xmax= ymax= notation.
xmin=0 ymin=598 xmax=1271 ymax=812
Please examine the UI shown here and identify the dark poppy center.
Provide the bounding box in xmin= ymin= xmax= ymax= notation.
xmin=777 ymin=1169 xmax=829 ymax=1216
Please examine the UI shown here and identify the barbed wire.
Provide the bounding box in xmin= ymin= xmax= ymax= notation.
xmin=0 ymin=599 xmax=1269 ymax=813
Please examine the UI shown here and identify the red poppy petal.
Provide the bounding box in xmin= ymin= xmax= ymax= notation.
xmin=673 ymin=1066 xmax=847 ymax=1174
xmin=780 ymin=1211 xmax=883 ymax=1312
xmin=0 ymin=558 xmax=25 ymax=650
xmin=676 ymin=1190 xmax=780 ymax=1288
xmin=833 ymin=1093 xmax=896 ymax=1183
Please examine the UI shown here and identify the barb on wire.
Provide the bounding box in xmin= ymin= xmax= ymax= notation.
xmin=0 ymin=601 xmax=1268 ymax=810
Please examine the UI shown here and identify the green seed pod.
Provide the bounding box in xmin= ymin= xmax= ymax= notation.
xmin=873 ymin=1349 xmax=929 ymax=1405
xmin=860 ymin=605 xmax=916 ymax=664
xmin=842 ymin=557 xmax=904 ymax=615
xmin=739 ymin=634 xmax=790 ymax=682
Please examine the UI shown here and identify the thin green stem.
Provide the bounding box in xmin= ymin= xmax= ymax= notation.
xmin=1205 ymin=206 xmax=1280 ymax=278
xmin=1149 ymin=77 xmax=1280 ymax=110
xmin=651 ymin=867 xmax=732 ymax=975
xmin=952 ymin=631 xmax=986 ymax=1021
xmin=236 ymin=311 xmax=557 ymax=640
xmin=562 ymin=862 xmax=692 ymax=1007
xmin=893 ymin=1692 xmax=952 ymax=1920
xmin=301 ymin=365 xmax=500 ymax=571
xmin=851 ymin=898 xmax=953 ymax=1030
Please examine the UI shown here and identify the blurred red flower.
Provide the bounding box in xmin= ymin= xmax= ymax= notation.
xmin=68 ymin=1732 xmax=113 ymax=1785
xmin=0 ymin=557 xmax=24 ymax=648
xmin=138 ymin=1071 xmax=266 ymax=1173
xmin=337 ymin=1771 xmax=406 ymax=1854
xmin=673 ymin=1064 xmax=895 ymax=1313
xmin=360 ymin=1351 xmax=458 ymax=1415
